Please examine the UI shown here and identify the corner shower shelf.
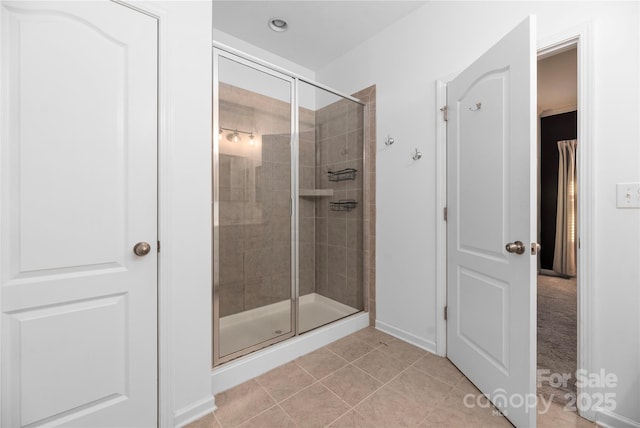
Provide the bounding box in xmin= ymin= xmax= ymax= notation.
xmin=329 ymin=199 xmax=358 ymax=212
xmin=327 ymin=168 xmax=357 ymax=182
xmin=299 ymin=189 xmax=334 ymax=197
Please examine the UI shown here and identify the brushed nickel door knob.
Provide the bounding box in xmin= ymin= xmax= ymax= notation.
xmin=133 ymin=242 xmax=151 ymax=256
xmin=505 ymin=241 xmax=525 ymax=255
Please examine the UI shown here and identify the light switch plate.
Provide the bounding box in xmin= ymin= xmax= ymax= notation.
xmin=616 ymin=183 xmax=640 ymax=208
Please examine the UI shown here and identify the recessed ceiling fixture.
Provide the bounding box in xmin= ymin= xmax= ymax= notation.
xmin=268 ymin=17 xmax=288 ymax=32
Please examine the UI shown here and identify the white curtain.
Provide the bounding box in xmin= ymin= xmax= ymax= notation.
xmin=553 ymin=139 xmax=578 ymax=276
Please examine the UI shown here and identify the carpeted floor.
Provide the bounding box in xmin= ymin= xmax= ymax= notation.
xmin=537 ymin=274 xmax=577 ymax=405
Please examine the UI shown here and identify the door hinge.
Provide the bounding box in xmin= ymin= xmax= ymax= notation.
xmin=157 ymin=240 xmax=161 ymax=252
xmin=440 ymin=105 xmax=448 ymax=122
xmin=443 ymin=207 xmax=448 ymax=221
xmin=444 ymin=306 xmax=448 ymax=321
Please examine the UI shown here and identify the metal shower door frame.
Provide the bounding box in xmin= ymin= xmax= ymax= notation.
xmin=212 ymin=44 xmax=365 ymax=367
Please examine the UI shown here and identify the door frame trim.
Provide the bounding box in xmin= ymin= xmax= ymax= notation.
xmin=435 ymin=22 xmax=594 ymax=421
xmin=113 ymin=1 xmax=171 ymax=426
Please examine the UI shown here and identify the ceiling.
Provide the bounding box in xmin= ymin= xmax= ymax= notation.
xmin=212 ymin=1 xmax=428 ymax=71
xmin=538 ymin=48 xmax=577 ymax=113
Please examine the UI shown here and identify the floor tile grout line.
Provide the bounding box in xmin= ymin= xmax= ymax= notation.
xmin=233 ymin=402 xmax=281 ymax=428
xmin=384 ymin=374 xmax=457 ymax=412
xmin=239 ymin=378 xmax=286 ymax=427
xmin=213 ymin=330 xmax=477 ymax=428
xmin=275 ymin=401 xmax=300 ymax=427
xmin=328 ymin=358 xmax=435 ymax=427
xmin=323 ymin=406 xmax=355 ymax=428
xmin=294 ymin=346 xmax=350 ymax=382
xmin=347 ymin=357 xmax=420 ymax=413
xmin=326 ymin=341 xmax=377 ymax=363
xmin=319 ymin=360 xmax=385 ymax=407
xmin=213 ymin=411 xmax=224 ymax=428
xmin=208 ymin=330 xmax=549 ymax=428
xmin=409 ymin=355 xmax=464 ymax=388
xmin=347 ymin=359 xmax=386 ymax=385
xmin=315 ymin=374 xmax=360 ymax=418
xmin=411 ymin=367 xmax=463 ymax=388
xmin=278 ymin=377 xmax=355 ymax=428
xmin=258 ymin=376 xmax=281 ymax=403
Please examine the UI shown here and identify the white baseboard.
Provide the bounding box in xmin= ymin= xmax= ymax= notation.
xmin=173 ymin=395 xmax=217 ymax=428
xmin=595 ymin=409 xmax=640 ymax=428
xmin=375 ymin=320 xmax=437 ymax=354
xmin=212 ymin=312 xmax=369 ymax=395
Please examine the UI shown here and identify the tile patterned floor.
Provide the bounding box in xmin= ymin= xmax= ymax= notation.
xmin=190 ymin=328 xmax=595 ymax=428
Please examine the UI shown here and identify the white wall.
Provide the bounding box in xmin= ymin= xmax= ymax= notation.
xmin=317 ymin=1 xmax=639 ymax=424
xmin=151 ymin=2 xmax=214 ymax=427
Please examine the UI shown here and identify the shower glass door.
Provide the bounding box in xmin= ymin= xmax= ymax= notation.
xmin=298 ymin=81 xmax=365 ymax=334
xmin=214 ymin=54 xmax=295 ymax=365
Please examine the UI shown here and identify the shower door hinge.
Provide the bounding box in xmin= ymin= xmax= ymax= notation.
xmin=444 ymin=306 xmax=448 ymax=321
xmin=443 ymin=207 xmax=448 ymax=221
xmin=440 ymin=105 xmax=448 ymax=122
xmin=157 ymin=240 xmax=161 ymax=252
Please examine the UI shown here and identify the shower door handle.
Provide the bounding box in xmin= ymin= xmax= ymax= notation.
xmin=505 ymin=241 xmax=525 ymax=255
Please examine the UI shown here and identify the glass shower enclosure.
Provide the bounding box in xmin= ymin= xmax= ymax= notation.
xmin=213 ymin=49 xmax=365 ymax=366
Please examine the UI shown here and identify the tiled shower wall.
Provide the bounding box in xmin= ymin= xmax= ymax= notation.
xmin=312 ymin=85 xmax=376 ymax=321
xmin=352 ymin=86 xmax=377 ymax=326
xmin=218 ymin=83 xmax=316 ymax=317
xmin=314 ymin=99 xmax=364 ymax=310
xmin=298 ymin=117 xmax=317 ymax=297
xmin=217 ymin=82 xmax=376 ymax=324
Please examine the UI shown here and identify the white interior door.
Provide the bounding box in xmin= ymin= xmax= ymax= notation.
xmin=1 ymin=1 xmax=158 ymax=426
xmin=446 ymin=17 xmax=537 ymax=427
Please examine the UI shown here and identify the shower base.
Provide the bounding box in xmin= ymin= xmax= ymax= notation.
xmin=219 ymin=293 xmax=359 ymax=358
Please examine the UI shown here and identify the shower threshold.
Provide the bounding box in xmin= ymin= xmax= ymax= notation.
xmin=219 ymin=293 xmax=360 ymax=358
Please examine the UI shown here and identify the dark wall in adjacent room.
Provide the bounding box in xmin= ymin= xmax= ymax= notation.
xmin=540 ymin=111 xmax=577 ymax=270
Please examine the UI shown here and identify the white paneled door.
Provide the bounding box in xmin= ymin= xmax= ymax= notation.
xmin=1 ymin=1 xmax=158 ymax=426
xmin=446 ymin=17 xmax=537 ymax=427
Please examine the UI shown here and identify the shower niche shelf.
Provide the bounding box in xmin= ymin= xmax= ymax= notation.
xmin=327 ymin=168 xmax=357 ymax=182
xmin=299 ymin=189 xmax=334 ymax=197
xmin=329 ymin=199 xmax=358 ymax=212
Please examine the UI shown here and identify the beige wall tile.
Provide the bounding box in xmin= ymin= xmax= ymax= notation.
xmin=217 ymin=83 xmax=375 ymax=325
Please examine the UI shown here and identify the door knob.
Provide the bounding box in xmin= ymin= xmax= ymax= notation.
xmin=133 ymin=242 xmax=151 ymax=256
xmin=505 ymin=241 xmax=525 ymax=255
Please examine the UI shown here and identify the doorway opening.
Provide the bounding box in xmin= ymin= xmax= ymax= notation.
xmin=435 ymin=22 xmax=595 ymax=425
xmin=536 ymin=46 xmax=579 ymax=409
